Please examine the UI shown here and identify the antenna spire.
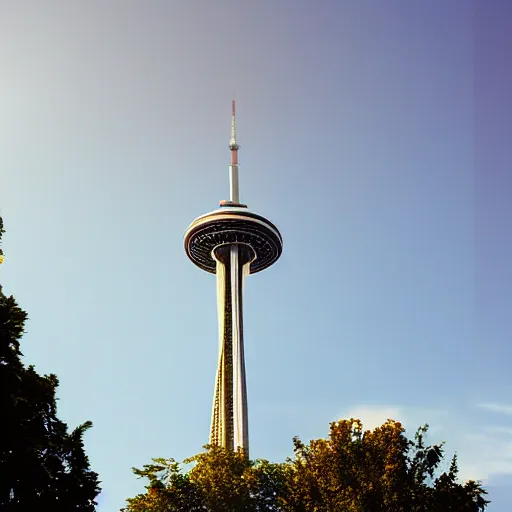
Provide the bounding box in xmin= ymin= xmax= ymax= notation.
xmin=229 ymin=100 xmax=240 ymax=202
xmin=229 ymin=100 xmax=240 ymax=157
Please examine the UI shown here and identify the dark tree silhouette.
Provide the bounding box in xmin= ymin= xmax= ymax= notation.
xmin=0 ymin=217 xmax=100 ymax=510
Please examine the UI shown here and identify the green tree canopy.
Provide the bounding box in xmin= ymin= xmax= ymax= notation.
xmin=0 ymin=217 xmax=100 ymax=510
xmin=124 ymin=419 xmax=489 ymax=512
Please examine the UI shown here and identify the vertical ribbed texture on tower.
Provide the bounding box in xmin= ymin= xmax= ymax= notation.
xmin=210 ymin=244 xmax=251 ymax=454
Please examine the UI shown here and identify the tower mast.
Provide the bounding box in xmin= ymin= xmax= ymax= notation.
xmin=229 ymin=99 xmax=240 ymax=203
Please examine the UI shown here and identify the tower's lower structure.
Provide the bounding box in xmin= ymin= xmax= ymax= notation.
xmin=211 ymin=244 xmax=252 ymax=450
xmin=184 ymin=207 xmax=282 ymax=455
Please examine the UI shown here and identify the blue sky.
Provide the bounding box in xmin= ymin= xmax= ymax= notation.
xmin=1 ymin=0 xmax=511 ymax=510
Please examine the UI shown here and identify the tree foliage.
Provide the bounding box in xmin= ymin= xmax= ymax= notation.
xmin=124 ymin=420 xmax=489 ymax=512
xmin=0 ymin=217 xmax=100 ymax=510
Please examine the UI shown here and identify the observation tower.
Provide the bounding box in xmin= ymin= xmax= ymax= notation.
xmin=184 ymin=101 xmax=282 ymax=455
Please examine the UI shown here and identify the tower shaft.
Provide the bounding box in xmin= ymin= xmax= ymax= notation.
xmin=210 ymin=244 xmax=252 ymax=453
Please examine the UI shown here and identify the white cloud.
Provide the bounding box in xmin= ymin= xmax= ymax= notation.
xmin=455 ymin=431 xmax=512 ymax=482
xmin=478 ymin=403 xmax=512 ymax=415
xmin=337 ymin=404 xmax=446 ymax=436
xmin=482 ymin=425 xmax=512 ymax=436
xmin=340 ymin=405 xmax=404 ymax=430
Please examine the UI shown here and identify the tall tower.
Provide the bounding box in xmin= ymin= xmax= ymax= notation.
xmin=184 ymin=102 xmax=282 ymax=455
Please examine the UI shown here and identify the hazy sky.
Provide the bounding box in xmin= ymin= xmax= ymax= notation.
xmin=1 ymin=1 xmax=511 ymax=510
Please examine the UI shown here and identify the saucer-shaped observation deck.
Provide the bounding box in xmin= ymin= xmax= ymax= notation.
xmin=184 ymin=205 xmax=283 ymax=274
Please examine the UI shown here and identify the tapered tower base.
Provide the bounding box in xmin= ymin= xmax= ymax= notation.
xmin=210 ymin=244 xmax=254 ymax=452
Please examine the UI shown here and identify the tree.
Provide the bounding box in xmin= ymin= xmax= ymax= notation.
xmin=284 ymin=420 xmax=488 ymax=512
xmin=124 ymin=420 xmax=489 ymax=511
xmin=0 ymin=217 xmax=101 ymax=510
xmin=123 ymin=447 xmax=289 ymax=512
